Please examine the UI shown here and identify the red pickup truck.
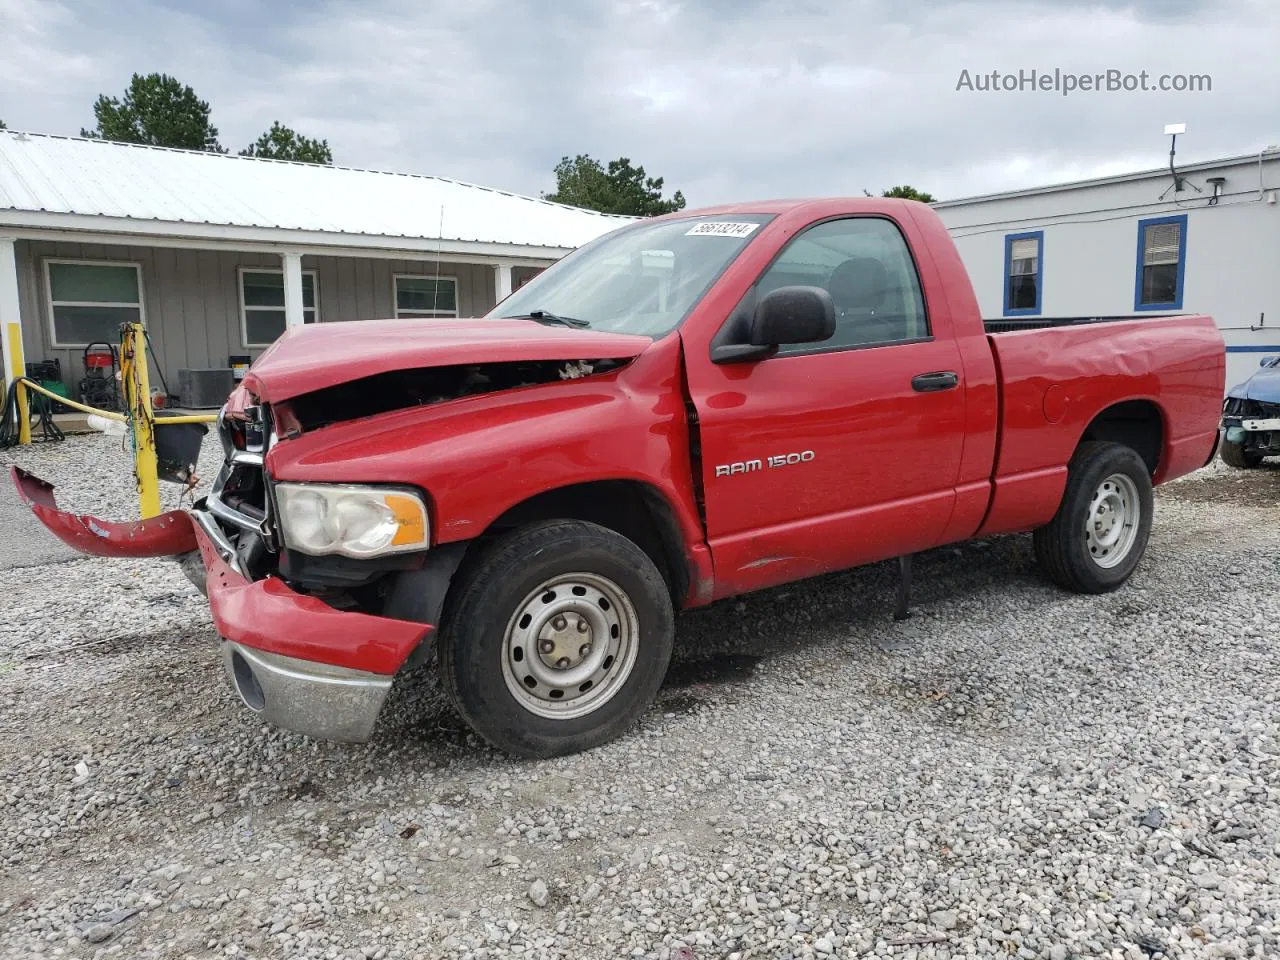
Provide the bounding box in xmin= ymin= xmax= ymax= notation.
xmin=14 ymin=198 xmax=1225 ymax=758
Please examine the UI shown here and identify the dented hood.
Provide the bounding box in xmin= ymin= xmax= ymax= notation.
xmin=243 ymin=317 xmax=653 ymax=403
xmin=1232 ymin=364 xmax=1280 ymax=403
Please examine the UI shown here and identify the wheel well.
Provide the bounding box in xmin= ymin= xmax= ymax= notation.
xmin=481 ymin=481 xmax=691 ymax=604
xmin=1079 ymin=400 xmax=1164 ymax=474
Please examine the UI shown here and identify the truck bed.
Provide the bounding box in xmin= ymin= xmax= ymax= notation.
xmin=977 ymin=312 xmax=1225 ymax=537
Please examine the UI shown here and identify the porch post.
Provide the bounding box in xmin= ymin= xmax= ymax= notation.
xmin=0 ymin=238 xmax=24 ymax=391
xmin=282 ymin=252 xmax=305 ymax=329
xmin=493 ymin=263 xmax=513 ymax=306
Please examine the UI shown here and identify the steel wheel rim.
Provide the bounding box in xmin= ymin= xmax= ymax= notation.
xmin=1085 ymin=472 xmax=1140 ymax=569
xmin=501 ymin=572 xmax=640 ymax=720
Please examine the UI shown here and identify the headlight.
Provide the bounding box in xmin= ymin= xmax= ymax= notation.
xmin=275 ymin=483 xmax=430 ymax=558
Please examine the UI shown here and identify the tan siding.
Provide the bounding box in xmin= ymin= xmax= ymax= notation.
xmin=15 ymin=240 xmax=44 ymax=377
xmin=15 ymin=240 xmax=551 ymax=400
xmin=311 ymin=256 xmax=498 ymax=320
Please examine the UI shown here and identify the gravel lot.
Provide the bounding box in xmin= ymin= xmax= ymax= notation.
xmin=1 ymin=434 xmax=1278 ymax=960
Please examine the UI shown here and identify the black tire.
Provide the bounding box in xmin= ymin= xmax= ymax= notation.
xmin=1220 ymin=438 xmax=1263 ymax=469
xmin=1033 ymin=441 xmax=1154 ymax=594
xmin=438 ymin=519 xmax=675 ymax=759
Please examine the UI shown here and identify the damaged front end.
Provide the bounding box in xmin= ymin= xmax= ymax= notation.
xmin=10 ymin=345 xmax=642 ymax=742
xmin=1221 ymin=395 xmax=1280 ymax=459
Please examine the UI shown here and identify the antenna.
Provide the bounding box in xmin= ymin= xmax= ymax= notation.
xmin=433 ymin=205 xmax=444 ymax=315
xmin=1159 ymin=122 xmax=1202 ymax=200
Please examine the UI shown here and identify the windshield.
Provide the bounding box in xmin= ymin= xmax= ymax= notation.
xmin=488 ymin=214 xmax=774 ymax=337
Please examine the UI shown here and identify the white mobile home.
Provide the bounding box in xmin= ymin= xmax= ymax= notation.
xmin=934 ymin=149 xmax=1280 ymax=392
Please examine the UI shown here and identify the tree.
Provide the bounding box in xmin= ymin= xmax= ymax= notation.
xmin=240 ymin=121 xmax=333 ymax=164
xmin=879 ymin=185 xmax=936 ymax=203
xmin=81 ymin=73 xmax=224 ymax=152
xmin=544 ymin=154 xmax=685 ymax=216
xmin=0 ymin=120 xmax=6 ymax=130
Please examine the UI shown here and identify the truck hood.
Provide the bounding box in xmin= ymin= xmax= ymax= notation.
xmin=1227 ymin=361 xmax=1280 ymax=402
xmin=243 ymin=317 xmax=653 ymax=403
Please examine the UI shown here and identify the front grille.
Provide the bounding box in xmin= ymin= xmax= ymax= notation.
xmin=1223 ymin=397 xmax=1280 ymax=419
xmin=210 ymin=405 xmax=274 ymax=538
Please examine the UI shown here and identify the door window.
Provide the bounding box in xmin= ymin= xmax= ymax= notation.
xmin=756 ymin=218 xmax=929 ymax=354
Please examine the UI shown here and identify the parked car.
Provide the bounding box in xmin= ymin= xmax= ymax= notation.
xmin=1220 ymin=356 xmax=1280 ymax=467
xmin=13 ymin=197 xmax=1225 ymax=758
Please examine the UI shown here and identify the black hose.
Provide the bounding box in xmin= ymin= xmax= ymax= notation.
xmin=0 ymin=379 xmax=67 ymax=449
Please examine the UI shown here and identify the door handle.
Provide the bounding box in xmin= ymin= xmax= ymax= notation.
xmin=911 ymin=371 xmax=959 ymax=392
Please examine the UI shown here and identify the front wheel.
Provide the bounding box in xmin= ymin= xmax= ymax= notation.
xmin=438 ymin=520 xmax=675 ymax=758
xmin=1033 ymin=441 xmax=1154 ymax=594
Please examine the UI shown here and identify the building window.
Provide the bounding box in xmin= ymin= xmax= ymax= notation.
xmin=395 ymin=275 xmax=458 ymax=318
xmin=1134 ymin=215 xmax=1187 ymax=311
xmin=513 ymin=266 xmax=546 ymax=291
xmin=1002 ymin=231 xmax=1043 ymax=316
xmin=45 ymin=260 xmax=144 ymax=347
xmin=240 ymin=268 xmax=318 ymax=346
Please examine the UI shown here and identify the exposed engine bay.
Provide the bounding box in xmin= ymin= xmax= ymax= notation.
xmin=278 ymin=358 xmax=629 ymax=435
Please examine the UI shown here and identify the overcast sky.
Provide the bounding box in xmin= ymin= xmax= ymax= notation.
xmin=1 ymin=0 xmax=1276 ymax=205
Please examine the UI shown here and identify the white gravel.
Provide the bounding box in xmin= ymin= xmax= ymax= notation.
xmin=1 ymin=433 xmax=1278 ymax=960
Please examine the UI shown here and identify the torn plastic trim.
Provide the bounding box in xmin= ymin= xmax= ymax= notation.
xmin=9 ymin=466 xmax=197 ymax=559
xmin=191 ymin=507 xmax=249 ymax=579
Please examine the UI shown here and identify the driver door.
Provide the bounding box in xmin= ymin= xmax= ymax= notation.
xmin=685 ymin=215 xmax=967 ymax=596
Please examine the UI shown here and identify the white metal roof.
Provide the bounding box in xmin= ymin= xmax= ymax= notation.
xmin=0 ymin=131 xmax=634 ymax=256
xmin=934 ymin=149 xmax=1280 ymax=208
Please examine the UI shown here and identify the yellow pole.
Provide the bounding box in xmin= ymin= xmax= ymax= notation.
xmin=122 ymin=323 xmax=161 ymax=519
xmin=16 ymin=381 xmax=30 ymax=445
xmin=5 ymin=323 xmax=29 ymax=444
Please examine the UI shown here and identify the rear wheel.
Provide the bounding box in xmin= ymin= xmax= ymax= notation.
xmin=1220 ymin=438 xmax=1263 ymax=469
xmin=1033 ymin=441 xmax=1153 ymax=594
xmin=438 ymin=520 xmax=674 ymax=758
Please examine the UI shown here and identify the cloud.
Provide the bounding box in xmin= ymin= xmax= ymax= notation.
xmin=0 ymin=0 xmax=1275 ymax=204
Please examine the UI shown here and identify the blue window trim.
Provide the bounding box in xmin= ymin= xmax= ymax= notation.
xmin=1002 ymin=230 xmax=1043 ymax=317
xmin=1133 ymin=214 xmax=1187 ymax=312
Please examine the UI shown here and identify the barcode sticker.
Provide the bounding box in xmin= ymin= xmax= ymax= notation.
xmin=685 ymin=221 xmax=760 ymax=238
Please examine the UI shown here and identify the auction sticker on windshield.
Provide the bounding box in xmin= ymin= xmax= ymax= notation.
xmin=685 ymin=222 xmax=760 ymax=238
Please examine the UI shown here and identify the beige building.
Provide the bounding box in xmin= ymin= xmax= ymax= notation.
xmin=0 ymin=131 xmax=630 ymax=402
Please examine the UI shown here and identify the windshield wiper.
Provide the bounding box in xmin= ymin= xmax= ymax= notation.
xmin=504 ymin=310 xmax=591 ymax=329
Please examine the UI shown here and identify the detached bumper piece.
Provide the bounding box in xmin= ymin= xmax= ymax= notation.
xmin=192 ymin=518 xmax=434 ymax=742
xmin=10 ymin=466 xmax=197 ymax=557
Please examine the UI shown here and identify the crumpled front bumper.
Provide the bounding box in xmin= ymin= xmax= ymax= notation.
xmin=190 ymin=517 xmax=434 ymax=742
xmin=11 ymin=466 xmax=434 ymax=743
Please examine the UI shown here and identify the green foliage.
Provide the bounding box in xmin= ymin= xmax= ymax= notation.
xmin=544 ymin=154 xmax=686 ymax=216
xmin=0 ymin=120 xmax=6 ymax=131
xmin=239 ymin=121 xmax=333 ymax=164
xmin=879 ymin=185 xmax=936 ymax=203
xmin=81 ymin=73 xmax=224 ymax=152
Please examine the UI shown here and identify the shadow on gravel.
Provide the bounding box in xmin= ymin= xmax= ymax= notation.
xmin=663 ymin=652 xmax=763 ymax=688
xmin=367 ymin=534 xmax=1042 ymax=765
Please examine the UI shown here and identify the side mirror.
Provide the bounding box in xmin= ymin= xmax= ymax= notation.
xmin=1260 ymin=355 xmax=1278 ymax=368
xmin=749 ymin=286 xmax=836 ymax=347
